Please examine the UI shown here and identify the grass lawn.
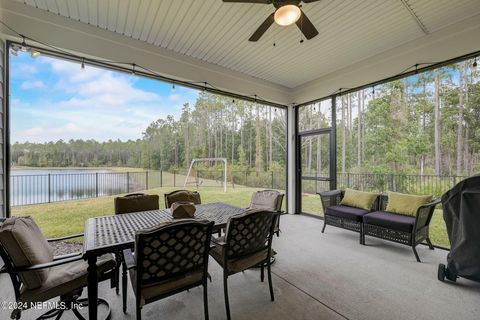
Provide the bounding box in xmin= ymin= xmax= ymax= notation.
xmin=10 ymin=169 xmax=274 ymax=240
xmin=10 ymin=186 xmax=271 ymax=239
xmin=10 ymin=182 xmax=450 ymax=248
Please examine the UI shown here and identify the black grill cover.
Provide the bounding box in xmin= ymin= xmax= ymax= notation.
xmin=441 ymin=175 xmax=480 ymax=282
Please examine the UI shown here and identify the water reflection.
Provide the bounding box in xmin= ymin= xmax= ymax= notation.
xmin=10 ymin=169 xmax=146 ymax=206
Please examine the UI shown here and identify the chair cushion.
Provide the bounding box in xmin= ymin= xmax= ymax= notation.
xmin=385 ymin=191 xmax=432 ymax=216
xmin=20 ymin=253 xmax=115 ymax=304
xmin=114 ymin=194 xmax=160 ymax=214
xmin=0 ymin=216 xmax=54 ymax=289
xmin=130 ymin=269 xmax=203 ymax=306
xmin=210 ymin=243 xmax=269 ymax=273
xmin=249 ymin=190 xmax=282 ymax=211
xmin=340 ymin=188 xmax=378 ymax=210
xmin=363 ymin=211 xmax=416 ymax=232
xmin=325 ymin=205 xmax=370 ymax=222
xmin=165 ymin=191 xmax=201 ymax=208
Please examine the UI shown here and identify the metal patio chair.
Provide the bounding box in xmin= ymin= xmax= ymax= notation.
xmin=114 ymin=193 xmax=160 ymax=312
xmin=210 ymin=210 xmax=279 ymax=320
xmin=164 ymin=190 xmax=202 ymax=208
xmin=123 ymin=219 xmax=214 ymax=320
xmin=247 ymin=189 xmax=284 ymax=236
xmin=0 ymin=216 xmax=116 ymax=320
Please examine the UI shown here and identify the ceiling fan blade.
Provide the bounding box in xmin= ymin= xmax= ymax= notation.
xmin=249 ymin=13 xmax=275 ymax=41
xmin=302 ymin=0 xmax=322 ymax=3
xmin=222 ymin=0 xmax=272 ymax=3
xmin=296 ymin=10 xmax=319 ymax=40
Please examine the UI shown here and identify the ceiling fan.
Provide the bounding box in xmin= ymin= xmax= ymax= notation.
xmin=223 ymin=0 xmax=321 ymax=42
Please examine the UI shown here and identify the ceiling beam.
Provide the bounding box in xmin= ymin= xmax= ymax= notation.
xmin=399 ymin=0 xmax=429 ymax=35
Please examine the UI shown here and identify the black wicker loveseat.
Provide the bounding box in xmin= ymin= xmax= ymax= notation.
xmin=362 ymin=193 xmax=440 ymax=262
xmin=319 ymin=189 xmax=440 ymax=262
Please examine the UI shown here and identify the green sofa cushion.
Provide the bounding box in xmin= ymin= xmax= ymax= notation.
xmin=385 ymin=191 xmax=432 ymax=216
xmin=340 ymin=188 xmax=378 ymax=210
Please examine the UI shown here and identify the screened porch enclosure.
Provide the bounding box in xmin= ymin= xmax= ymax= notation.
xmin=1 ymin=1 xmax=480 ymax=320
xmin=296 ymin=55 xmax=480 ymax=248
xmin=7 ymin=47 xmax=289 ymax=222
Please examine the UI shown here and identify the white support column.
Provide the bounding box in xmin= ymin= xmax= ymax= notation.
xmin=0 ymin=39 xmax=5 ymax=217
xmin=287 ymin=105 xmax=296 ymax=214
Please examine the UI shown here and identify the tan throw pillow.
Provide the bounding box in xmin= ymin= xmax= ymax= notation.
xmin=0 ymin=216 xmax=54 ymax=289
xmin=340 ymin=188 xmax=378 ymax=210
xmin=385 ymin=191 xmax=432 ymax=216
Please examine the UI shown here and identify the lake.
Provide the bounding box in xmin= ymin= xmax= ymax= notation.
xmin=9 ymin=168 xmax=145 ymax=206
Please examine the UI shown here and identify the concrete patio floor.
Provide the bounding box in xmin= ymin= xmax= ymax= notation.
xmin=1 ymin=214 xmax=479 ymax=320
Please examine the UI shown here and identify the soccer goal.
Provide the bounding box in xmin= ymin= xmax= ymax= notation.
xmin=183 ymin=158 xmax=228 ymax=192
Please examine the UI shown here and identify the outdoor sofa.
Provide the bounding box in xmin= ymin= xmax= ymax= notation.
xmin=319 ymin=189 xmax=440 ymax=262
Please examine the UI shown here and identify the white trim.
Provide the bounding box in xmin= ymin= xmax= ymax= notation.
xmin=287 ymin=106 xmax=296 ymax=214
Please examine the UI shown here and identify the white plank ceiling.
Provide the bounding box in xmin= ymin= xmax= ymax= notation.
xmin=13 ymin=0 xmax=480 ymax=88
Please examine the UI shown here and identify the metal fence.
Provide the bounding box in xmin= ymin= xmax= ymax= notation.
xmin=302 ymin=172 xmax=467 ymax=199
xmin=337 ymin=173 xmax=467 ymax=198
xmin=9 ymin=169 xmax=287 ymax=206
xmin=10 ymin=170 xmax=468 ymax=206
xmin=10 ymin=171 xmax=159 ymax=206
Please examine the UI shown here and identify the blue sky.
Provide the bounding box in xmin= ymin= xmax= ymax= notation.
xmin=10 ymin=51 xmax=199 ymax=143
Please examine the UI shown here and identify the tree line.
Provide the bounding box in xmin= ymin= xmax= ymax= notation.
xmin=299 ymin=57 xmax=480 ymax=177
xmin=11 ymin=92 xmax=287 ymax=172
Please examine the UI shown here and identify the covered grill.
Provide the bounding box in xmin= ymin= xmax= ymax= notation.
xmin=438 ymin=175 xmax=480 ymax=283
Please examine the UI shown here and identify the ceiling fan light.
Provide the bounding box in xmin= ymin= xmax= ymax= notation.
xmin=274 ymin=5 xmax=301 ymax=26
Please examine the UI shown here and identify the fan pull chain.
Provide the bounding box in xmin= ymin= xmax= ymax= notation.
xmin=300 ymin=13 xmax=304 ymax=43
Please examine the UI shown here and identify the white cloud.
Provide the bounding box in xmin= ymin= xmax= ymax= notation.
xmin=169 ymin=94 xmax=181 ymax=102
xmin=11 ymin=100 xmax=179 ymax=143
xmin=18 ymin=123 xmax=82 ymax=142
xmin=21 ymin=80 xmax=46 ymax=90
xmin=76 ymin=74 xmax=160 ymax=103
xmin=11 ymin=98 xmax=24 ymax=106
xmin=45 ymin=59 xmax=162 ymax=108
xmin=48 ymin=59 xmax=103 ymax=82
xmin=11 ymin=56 xmax=199 ymax=143
xmin=16 ymin=63 xmax=38 ymax=76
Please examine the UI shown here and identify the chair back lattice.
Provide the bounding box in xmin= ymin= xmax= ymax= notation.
xmin=164 ymin=190 xmax=202 ymax=208
xmin=135 ymin=219 xmax=213 ymax=287
xmin=114 ymin=193 xmax=160 ymax=214
xmin=225 ymin=210 xmax=277 ymax=259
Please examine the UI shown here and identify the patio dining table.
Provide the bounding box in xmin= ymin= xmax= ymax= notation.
xmin=83 ymin=202 xmax=247 ymax=320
